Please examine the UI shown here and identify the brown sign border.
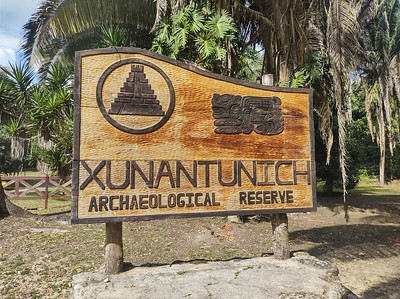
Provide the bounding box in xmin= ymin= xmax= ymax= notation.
xmin=72 ymin=47 xmax=316 ymax=224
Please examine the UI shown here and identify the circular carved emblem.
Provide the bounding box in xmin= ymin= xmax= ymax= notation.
xmin=96 ymin=58 xmax=175 ymax=134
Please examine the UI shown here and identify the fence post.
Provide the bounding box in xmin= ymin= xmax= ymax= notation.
xmin=44 ymin=175 xmax=49 ymax=209
xmin=15 ymin=178 xmax=20 ymax=199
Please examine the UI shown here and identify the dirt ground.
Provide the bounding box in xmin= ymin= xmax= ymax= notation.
xmin=0 ymin=184 xmax=399 ymax=299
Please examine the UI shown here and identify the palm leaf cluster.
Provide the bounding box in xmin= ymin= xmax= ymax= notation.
xmin=151 ymin=2 xmax=237 ymax=74
xmin=21 ymin=0 xmax=156 ymax=73
xmin=321 ymin=0 xmax=365 ymax=194
xmin=0 ymin=63 xmax=36 ymax=161
xmin=360 ymin=0 xmax=400 ymax=183
xmin=0 ymin=63 xmax=73 ymax=178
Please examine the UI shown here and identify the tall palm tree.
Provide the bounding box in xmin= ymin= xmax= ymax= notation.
xmin=320 ymin=0 xmax=365 ymax=194
xmin=214 ymin=0 xmax=370 ymax=195
xmin=360 ymin=0 xmax=400 ymax=185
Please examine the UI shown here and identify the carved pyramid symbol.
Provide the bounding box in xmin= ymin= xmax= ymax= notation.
xmin=108 ymin=64 xmax=165 ymax=116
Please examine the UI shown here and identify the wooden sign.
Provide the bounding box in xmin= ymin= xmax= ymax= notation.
xmin=72 ymin=48 xmax=316 ymax=224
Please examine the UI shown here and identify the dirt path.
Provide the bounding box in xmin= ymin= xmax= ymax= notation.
xmin=0 ymin=188 xmax=399 ymax=298
xmin=289 ymin=191 xmax=400 ymax=298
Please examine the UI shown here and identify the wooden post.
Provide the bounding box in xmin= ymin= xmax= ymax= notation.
xmin=44 ymin=175 xmax=49 ymax=209
xmin=270 ymin=214 xmax=290 ymax=260
xmin=105 ymin=222 xmax=123 ymax=274
xmin=262 ymin=74 xmax=290 ymax=260
xmin=262 ymin=74 xmax=274 ymax=86
xmin=15 ymin=178 xmax=19 ymax=199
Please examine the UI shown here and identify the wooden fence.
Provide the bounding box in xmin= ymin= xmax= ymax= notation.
xmin=2 ymin=176 xmax=72 ymax=209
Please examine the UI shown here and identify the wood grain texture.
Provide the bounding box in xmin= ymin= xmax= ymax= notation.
xmin=105 ymin=222 xmax=123 ymax=274
xmin=72 ymin=48 xmax=316 ymax=224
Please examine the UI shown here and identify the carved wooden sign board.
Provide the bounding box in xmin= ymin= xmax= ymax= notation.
xmin=72 ymin=48 xmax=316 ymax=224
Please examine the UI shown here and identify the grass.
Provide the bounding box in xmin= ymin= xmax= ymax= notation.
xmin=2 ymin=171 xmax=71 ymax=214
xmin=349 ymin=181 xmax=400 ymax=195
xmin=11 ymin=198 xmax=71 ymax=214
xmin=317 ymin=180 xmax=400 ymax=195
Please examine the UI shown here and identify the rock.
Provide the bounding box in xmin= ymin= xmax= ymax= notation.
xmin=227 ymin=215 xmax=243 ymax=223
xmin=71 ymin=255 xmax=356 ymax=299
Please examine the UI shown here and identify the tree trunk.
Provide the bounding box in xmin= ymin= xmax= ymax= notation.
xmin=0 ymin=176 xmax=10 ymax=218
xmin=0 ymin=175 xmax=36 ymax=219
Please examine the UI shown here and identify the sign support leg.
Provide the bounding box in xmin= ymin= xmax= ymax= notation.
xmin=105 ymin=222 xmax=123 ymax=274
xmin=271 ymin=213 xmax=290 ymax=260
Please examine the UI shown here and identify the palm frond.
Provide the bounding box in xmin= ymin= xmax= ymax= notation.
xmin=326 ymin=0 xmax=364 ymax=196
xmin=21 ymin=0 xmax=157 ymax=70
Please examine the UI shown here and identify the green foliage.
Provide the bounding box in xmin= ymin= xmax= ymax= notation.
xmin=292 ymin=53 xmax=357 ymax=191
xmin=21 ymin=0 xmax=156 ymax=73
xmin=28 ymin=85 xmax=72 ymax=141
xmin=28 ymin=64 xmax=73 ymax=178
xmin=230 ymin=46 xmax=262 ymax=83
xmin=386 ymin=147 xmax=400 ymax=181
xmin=99 ymin=25 xmax=129 ymax=48
xmin=315 ymin=117 xmax=361 ymax=193
xmin=0 ymin=62 xmax=73 ymax=177
xmin=360 ymin=0 xmax=400 ymax=61
xmin=358 ymin=0 xmax=400 ymax=183
xmin=42 ymin=63 xmax=73 ymax=90
xmin=0 ymin=77 xmax=15 ymax=115
xmin=2 ymin=118 xmax=25 ymax=138
xmin=151 ymin=3 xmax=237 ymax=74
xmin=0 ymin=62 xmax=35 ymax=107
xmin=30 ymin=145 xmax=71 ymax=179
xmin=0 ymin=136 xmax=23 ymax=175
xmin=315 ymin=77 xmax=400 ymax=191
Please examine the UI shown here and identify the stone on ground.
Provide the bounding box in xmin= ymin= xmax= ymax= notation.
xmin=71 ymin=254 xmax=355 ymax=299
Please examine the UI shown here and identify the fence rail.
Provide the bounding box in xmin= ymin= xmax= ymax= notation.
xmin=2 ymin=176 xmax=72 ymax=209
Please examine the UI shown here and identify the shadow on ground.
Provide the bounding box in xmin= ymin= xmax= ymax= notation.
xmin=363 ymin=277 xmax=400 ymax=299
xmin=318 ymin=193 xmax=400 ymax=216
xmin=290 ymin=224 xmax=400 ymax=261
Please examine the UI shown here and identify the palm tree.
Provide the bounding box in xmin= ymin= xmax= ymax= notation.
xmin=360 ymin=0 xmax=400 ymax=185
xmin=215 ymin=1 xmax=371 ymax=195
xmin=0 ymin=63 xmax=35 ymax=162
xmin=0 ymin=63 xmax=35 ymax=217
xmin=26 ymin=63 xmax=74 ymax=178
xmin=21 ymin=0 xmax=157 ymax=73
xmin=0 ymin=61 xmax=74 ymax=177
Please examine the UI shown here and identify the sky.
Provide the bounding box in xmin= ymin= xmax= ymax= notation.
xmin=0 ymin=0 xmax=40 ymax=66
